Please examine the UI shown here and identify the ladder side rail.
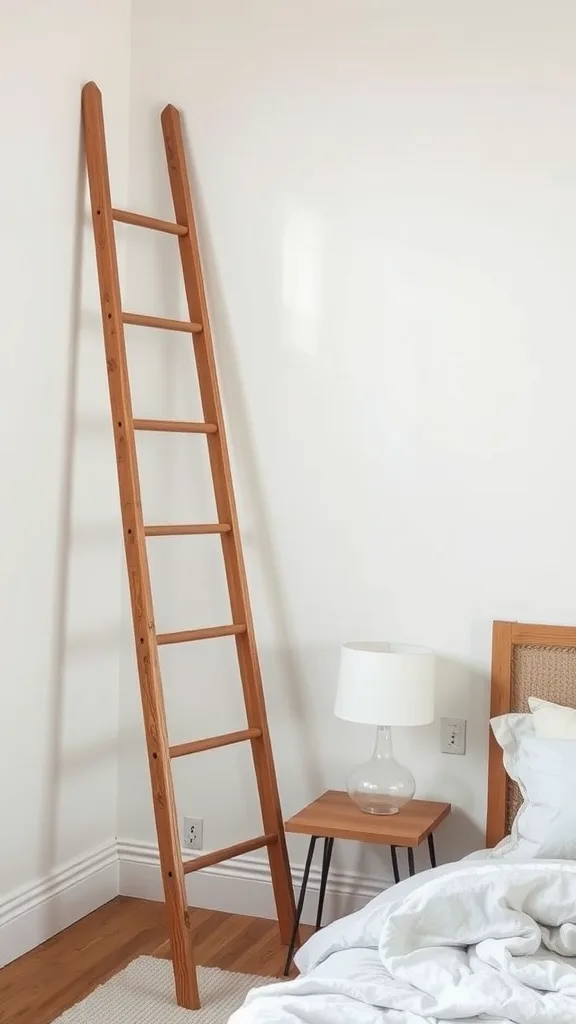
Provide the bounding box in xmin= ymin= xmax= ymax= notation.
xmin=81 ymin=82 xmax=200 ymax=1011
xmin=161 ymin=103 xmax=296 ymax=943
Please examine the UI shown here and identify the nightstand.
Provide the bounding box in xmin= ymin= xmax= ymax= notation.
xmin=283 ymin=790 xmax=451 ymax=974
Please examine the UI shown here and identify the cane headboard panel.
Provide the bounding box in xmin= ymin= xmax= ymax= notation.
xmin=486 ymin=621 xmax=576 ymax=847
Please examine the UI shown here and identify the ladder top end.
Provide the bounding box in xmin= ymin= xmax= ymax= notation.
xmin=82 ymin=81 xmax=101 ymax=98
xmin=161 ymin=102 xmax=181 ymax=122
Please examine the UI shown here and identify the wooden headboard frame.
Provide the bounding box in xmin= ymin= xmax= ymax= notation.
xmin=486 ymin=620 xmax=576 ymax=847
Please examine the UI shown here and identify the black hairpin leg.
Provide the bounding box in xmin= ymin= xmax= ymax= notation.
xmin=390 ymin=845 xmax=400 ymax=884
xmin=315 ymin=837 xmax=334 ymax=931
xmin=283 ymin=836 xmax=317 ymax=976
xmin=407 ymin=846 xmax=415 ymax=877
xmin=427 ymin=833 xmax=436 ymax=869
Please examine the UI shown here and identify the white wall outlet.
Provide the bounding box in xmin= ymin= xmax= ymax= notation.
xmin=183 ymin=816 xmax=203 ymax=850
xmin=440 ymin=718 xmax=467 ymax=755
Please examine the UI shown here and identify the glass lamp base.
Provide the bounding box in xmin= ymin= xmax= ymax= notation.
xmin=346 ymin=727 xmax=415 ymax=815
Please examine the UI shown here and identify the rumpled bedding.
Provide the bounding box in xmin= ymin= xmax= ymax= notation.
xmin=230 ymin=860 xmax=576 ymax=1024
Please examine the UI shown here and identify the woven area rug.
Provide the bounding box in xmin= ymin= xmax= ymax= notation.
xmin=52 ymin=957 xmax=270 ymax=1023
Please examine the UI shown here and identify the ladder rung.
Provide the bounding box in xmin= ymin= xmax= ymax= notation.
xmin=144 ymin=523 xmax=231 ymax=537
xmin=170 ymin=727 xmax=262 ymax=758
xmin=157 ymin=624 xmax=247 ymax=645
xmin=112 ymin=207 xmax=188 ymax=236
xmin=183 ymin=833 xmax=277 ymax=874
xmin=122 ymin=311 xmax=203 ymax=333
xmin=133 ymin=419 xmax=217 ymax=434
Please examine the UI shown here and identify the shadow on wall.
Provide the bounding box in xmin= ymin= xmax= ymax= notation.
xmin=179 ymin=123 xmax=324 ymax=802
xmin=433 ymin=653 xmax=491 ymax=820
xmin=39 ymin=119 xmax=86 ymax=909
xmin=430 ymin=653 xmax=490 ymax=862
xmin=39 ymin=110 xmax=121 ymax=938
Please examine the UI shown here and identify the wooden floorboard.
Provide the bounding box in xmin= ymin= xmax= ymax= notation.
xmin=0 ymin=898 xmax=313 ymax=1024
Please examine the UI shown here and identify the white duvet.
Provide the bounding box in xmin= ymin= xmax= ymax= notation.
xmin=230 ymin=860 xmax=576 ymax=1024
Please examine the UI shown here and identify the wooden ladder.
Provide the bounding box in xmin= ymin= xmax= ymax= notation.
xmin=81 ymin=82 xmax=295 ymax=1009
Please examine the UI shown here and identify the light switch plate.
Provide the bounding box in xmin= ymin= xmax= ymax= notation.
xmin=183 ymin=816 xmax=203 ymax=850
xmin=440 ymin=717 xmax=466 ymax=755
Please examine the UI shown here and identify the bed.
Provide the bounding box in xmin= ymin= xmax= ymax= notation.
xmin=487 ymin=619 xmax=576 ymax=845
xmin=230 ymin=620 xmax=576 ymax=1024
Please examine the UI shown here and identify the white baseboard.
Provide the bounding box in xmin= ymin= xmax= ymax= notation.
xmin=0 ymin=841 xmax=118 ymax=967
xmin=0 ymin=838 xmax=388 ymax=968
xmin=118 ymin=840 xmax=387 ymax=924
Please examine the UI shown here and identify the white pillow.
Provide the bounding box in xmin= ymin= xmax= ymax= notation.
xmin=488 ymin=712 xmax=576 ymax=860
xmin=528 ymin=696 xmax=576 ymax=739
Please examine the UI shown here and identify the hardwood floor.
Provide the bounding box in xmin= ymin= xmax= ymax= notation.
xmin=0 ymin=898 xmax=314 ymax=1024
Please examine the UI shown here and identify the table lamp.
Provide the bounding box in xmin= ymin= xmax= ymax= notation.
xmin=335 ymin=641 xmax=435 ymax=815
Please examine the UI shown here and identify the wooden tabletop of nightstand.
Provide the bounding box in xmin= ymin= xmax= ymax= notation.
xmin=284 ymin=790 xmax=451 ymax=848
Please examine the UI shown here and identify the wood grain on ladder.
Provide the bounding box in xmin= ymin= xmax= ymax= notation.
xmin=81 ymin=81 xmax=296 ymax=1009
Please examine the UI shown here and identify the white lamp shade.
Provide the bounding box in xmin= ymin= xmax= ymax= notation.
xmin=335 ymin=642 xmax=435 ymax=727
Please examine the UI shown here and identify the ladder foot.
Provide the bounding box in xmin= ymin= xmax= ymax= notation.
xmin=174 ymin=981 xmax=201 ymax=1011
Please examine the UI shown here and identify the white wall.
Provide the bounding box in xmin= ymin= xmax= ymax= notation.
xmin=0 ymin=0 xmax=130 ymax=962
xmin=118 ymin=0 xmax=576 ymax=917
xmin=4 ymin=0 xmax=576 ymax=951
